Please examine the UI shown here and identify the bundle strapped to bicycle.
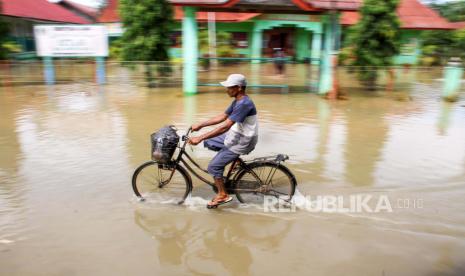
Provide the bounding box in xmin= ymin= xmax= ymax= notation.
xmin=247 ymin=154 xmax=289 ymax=164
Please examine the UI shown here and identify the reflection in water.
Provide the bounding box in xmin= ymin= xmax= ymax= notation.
xmin=183 ymin=94 xmax=197 ymax=127
xmin=0 ymin=85 xmax=25 ymax=243
xmin=0 ymin=86 xmax=22 ymax=174
xmin=306 ymin=99 xmax=331 ymax=182
xmin=437 ymin=102 xmax=453 ymax=136
xmin=344 ymin=97 xmax=389 ymax=186
xmin=135 ymin=209 xmax=190 ymax=267
xmin=134 ymin=207 xmax=292 ymax=275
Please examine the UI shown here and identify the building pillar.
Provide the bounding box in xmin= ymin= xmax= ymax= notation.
xmin=311 ymin=32 xmax=322 ymax=65
xmin=251 ymin=25 xmax=263 ymax=64
xmin=319 ymin=13 xmax=339 ymax=96
xmin=319 ymin=19 xmax=333 ymax=95
xmin=182 ymin=7 xmax=198 ymax=94
xmin=207 ymin=12 xmax=218 ymax=68
xmin=296 ymin=28 xmax=310 ymax=62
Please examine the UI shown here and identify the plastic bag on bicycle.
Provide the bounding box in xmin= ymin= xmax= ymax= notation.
xmin=151 ymin=125 xmax=179 ymax=164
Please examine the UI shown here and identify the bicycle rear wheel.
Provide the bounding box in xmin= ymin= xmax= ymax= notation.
xmin=132 ymin=161 xmax=191 ymax=204
xmin=234 ymin=161 xmax=297 ymax=204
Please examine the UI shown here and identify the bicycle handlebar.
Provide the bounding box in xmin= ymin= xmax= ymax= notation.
xmin=180 ymin=127 xmax=193 ymax=150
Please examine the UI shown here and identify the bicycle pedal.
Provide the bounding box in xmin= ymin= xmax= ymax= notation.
xmin=207 ymin=204 xmax=218 ymax=209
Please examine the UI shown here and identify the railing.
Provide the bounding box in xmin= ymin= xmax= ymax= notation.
xmin=0 ymin=60 xmax=183 ymax=86
xmin=0 ymin=60 xmax=462 ymax=95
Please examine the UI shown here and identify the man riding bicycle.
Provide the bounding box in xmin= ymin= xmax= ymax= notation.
xmin=188 ymin=74 xmax=258 ymax=208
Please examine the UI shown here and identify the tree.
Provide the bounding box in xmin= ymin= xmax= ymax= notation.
xmin=431 ymin=1 xmax=465 ymax=22
xmin=420 ymin=1 xmax=465 ymax=65
xmin=0 ymin=2 xmax=10 ymax=60
xmin=198 ymin=29 xmax=235 ymax=69
xmin=0 ymin=23 xmax=9 ymax=60
xmin=455 ymin=29 xmax=465 ymax=61
xmin=350 ymin=0 xmax=401 ymax=90
xmin=119 ymin=0 xmax=174 ymax=87
xmin=420 ymin=30 xmax=457 ymax=65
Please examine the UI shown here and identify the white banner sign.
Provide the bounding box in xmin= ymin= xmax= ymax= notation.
xmin=104 ymin=23 xmax=124 ymax=37
xmin=34 ymin=25 xmax=108 ymax=57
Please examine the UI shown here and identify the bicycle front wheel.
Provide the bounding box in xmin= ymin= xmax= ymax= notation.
xmin=234 ymin=161 xmax=297 ymax=204
xmin=132 ymin=161 xmax=191 ymax=204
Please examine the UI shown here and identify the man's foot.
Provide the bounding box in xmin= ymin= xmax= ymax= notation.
xmin=207 ymin=195 xmax=233 ymax=209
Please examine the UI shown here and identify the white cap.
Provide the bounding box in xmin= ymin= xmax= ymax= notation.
xmin=220 ymin=74 xmax=247 ymax=87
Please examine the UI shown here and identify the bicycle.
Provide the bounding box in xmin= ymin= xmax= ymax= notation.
xmin=132 ymin=127 xmax=297 ymax=207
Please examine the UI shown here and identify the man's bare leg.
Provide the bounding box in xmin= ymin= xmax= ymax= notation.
xmin=207 ymin=177 xmax=231 ymax=207
xmin=214 ymin=177 xmax=228 ymax=199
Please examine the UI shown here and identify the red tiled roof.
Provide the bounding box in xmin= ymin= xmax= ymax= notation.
xmin=449 ymin=21 xmax=465 ymax=30
xmin=97 ymin=0 xmax=119 ymax=23
xmin=98 ymin=1 xmax=260 ymax=23
xmin=0 ymin=0 xmax=90 ymax=24
xmin=169 ymin=0 xmax=360 ymax=11
xmin=305 ymin=0 xmax=361 ymax=11
xmin=174 ymin=7 xmax=259 ymax=22
xmin=341 ymin=0 xmax=455 ymax=30
xmin=98 ymin=0 xmax=453 ymax=29
xmin=340 ymin=11 xmax=359 ymax=25
xmin=170 ymin=0 xmax=238 ymax=6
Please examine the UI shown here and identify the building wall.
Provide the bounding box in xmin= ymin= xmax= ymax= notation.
xmin=1 ymin=16 xmax=84 ymax=57
xmin=168 ymin=21 xmax=253 ymax=59
xmin=168 ymin=17 xmax=322 ymax=62
xmin=394 ymin=30 xmax=422 ymax=65
xmin=3 ymin=13 xmax=424 ymax=65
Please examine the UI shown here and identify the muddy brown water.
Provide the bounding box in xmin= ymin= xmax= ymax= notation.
xmin=1 ymin=65 xmax=465 ymax=275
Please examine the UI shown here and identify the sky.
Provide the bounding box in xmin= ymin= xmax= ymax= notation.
xmin=420 ymin=0 xmax=461 ymax=3
xmin=67 ymin=0 xmax=105 ymax=8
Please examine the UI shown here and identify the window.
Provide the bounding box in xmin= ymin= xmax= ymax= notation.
xmin=232 ymin=32 xmax=248 ymax=48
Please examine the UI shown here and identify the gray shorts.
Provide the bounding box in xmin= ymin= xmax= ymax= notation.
xmin=204 ymin=134 xmax=239 ymax=179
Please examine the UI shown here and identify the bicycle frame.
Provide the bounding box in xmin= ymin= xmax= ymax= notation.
xmin=170 ymin=128 xmax=245 ymax=188
xmin=143 ymin=127 xmax=296 ymax=201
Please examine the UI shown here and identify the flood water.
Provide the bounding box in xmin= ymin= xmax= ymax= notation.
xmin=1 ymin=65 xmax=465 ymax=275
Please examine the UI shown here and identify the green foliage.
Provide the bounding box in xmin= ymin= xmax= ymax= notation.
xmin=109 ymin=38 xmax=122 ymax=60
xmin=349 ymin=0 xmax=401 ymax=89
xmin=420 ymin=28 xmax=465 ymax=66
xmin=420 ymin=30 xmax=457 ymax=65
xmin=0 ymin=15 xmax=10 ymax=60
xmin=0 ymin=3 xmax=21 ymax=60
xmin=119 ymin=0 xmax=174 ymax=61
xmin=431 ymin=1 xmax=465 ymax=22
xmin=419 ymin=1 xmax=465 ymax=66
xmin=455 ymin=29 xmax=465 ymax=55
xmin=2 ymin=41 xmax=21 ymax=53
xmin=198 ymin=29 xmax=236 ymax=65
xmin=119 ymin=0 xmax=174 ymax=86
xmin=198 ymin=30 xmax=209 ymax=54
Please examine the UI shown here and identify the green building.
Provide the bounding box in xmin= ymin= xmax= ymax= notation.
xmin=99 ymin=0 xmax=455 ymax=66
xmin=97 ymin=0 xmax=456 ymax=94
xmin=2 ymin=0 xmax=457 ymax=94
